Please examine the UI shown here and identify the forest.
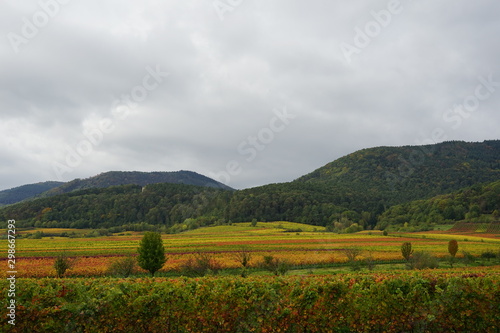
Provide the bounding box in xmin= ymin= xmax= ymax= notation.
xmin=0 ymin=140 xmax=499 ymax=232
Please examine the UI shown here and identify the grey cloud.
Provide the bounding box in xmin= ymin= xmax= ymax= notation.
xmin=0 ymin=0 xmax=499 ymax=190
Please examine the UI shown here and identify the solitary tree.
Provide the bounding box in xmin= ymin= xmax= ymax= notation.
xmin=54 ymin=252 xmax=73 ymax=278
xmin=234 ymin=246 xmax=253 ymax=268
xmin=138 ymin=232 xmax=166 ymax=276
xmin=448 ymin=240 xmax=458 ymax=267
xmin=107 ymin=256 xmax=137 ymax=277
xmin=401 ymin=242 xmax=413 ymax=262
xmin=342 ymin=247 xmax=363 ymax=271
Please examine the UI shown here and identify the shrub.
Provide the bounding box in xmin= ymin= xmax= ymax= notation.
xmin=54 ymin=253 xmax=73 ymax=278
xmin=260 ymin=255 xmax=290 ymax=276
xmin=365 ymin=254 xmax=376 ymax=271
xmin=481 ymin=251 xmax=497 ymax=262
xmin=461 ymin=251 xmax=476 ymax=266
xmin=181 ymin=252 xmax=221 ymax=277
xmin=407 ymin=251 xmax=439 ymax=270
xmin=342 ymin=247 xmax=363 ymax=271
xmin=233 ymin=247 xmax=252 ymax=268
xmin=107 ymin=256 xmax=137 ymax=277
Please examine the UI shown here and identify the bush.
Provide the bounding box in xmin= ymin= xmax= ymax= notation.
xmin=29 ymin=231 xmax=44 ymax=239
xmin=181 ymin=252 xmax=221 ymax=277
xmin=481 ymin=251 xmax=497 ymax=262
xmin=461 ymin=251 xmax=476 ymax=266
xmin=107 ymin=256 xmax=137 ymax=277
xmin=407 ymin=251 xmax=439 ymax=270
xmin=233 ymin=247 xmax=252 ymax=268
xmin=54 ymin=253 xmax=74 ymax=278
xmin=260 ymin=255 xmax=290 ymax=276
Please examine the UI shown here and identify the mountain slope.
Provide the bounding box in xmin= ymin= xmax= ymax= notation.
xmin=1 ymin=140 xmax=498 ymax=231
xmin=294 ymin=140 xmax=500 ymax=208
xmin=45 ymin=171 xmax=233 ymax=196
xmin=0 ymin=183 xmax=230 ymax=229
xmin=378 ymin=180 xmax=500 ymax=230
xmin=0 ymin=181 xmax=64 ymax=206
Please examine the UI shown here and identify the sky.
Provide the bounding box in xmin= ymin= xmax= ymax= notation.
xmin=0 ymin=0 xmax=499 ymax=191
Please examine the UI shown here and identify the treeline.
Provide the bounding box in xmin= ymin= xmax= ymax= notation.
xmin=0 ymin=182 xmax=382 ymax=232
xmin=0 ymin=184 xmax=228 ymax=230
xmin=378 ymin=180 xmax=500 ymax=230
xmin=0 ymin=140 xmax=499 ymax=231
xmin=1 ymin=177 xmax=499 ymax=234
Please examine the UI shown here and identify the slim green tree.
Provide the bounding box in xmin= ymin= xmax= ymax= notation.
xmin=54 ymin=252 xmax=73 ymax=278
xmin=137 ymin=232 xmax=166 ymax=276
xmin=448 ymin=240 xmax=458 ymax=267
xmin=401 ymin=242 xmax=413 ymax=262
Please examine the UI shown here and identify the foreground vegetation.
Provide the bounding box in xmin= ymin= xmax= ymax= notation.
xmin=3 ymin=271 xmax=499 ymax=332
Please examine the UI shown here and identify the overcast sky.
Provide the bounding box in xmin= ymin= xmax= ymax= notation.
xmin=0 ymin=0 xmax=499 ymax=191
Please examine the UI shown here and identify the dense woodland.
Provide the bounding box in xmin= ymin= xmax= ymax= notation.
xmin=1 ymin=140 xmax=499 ymax=232
xmin=0 ymin=181 xmax=63 ymax=206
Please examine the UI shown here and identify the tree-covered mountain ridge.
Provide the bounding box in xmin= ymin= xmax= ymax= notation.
xmin=378 ymin=179 xmax=500 ymax=231
xmin=0 ymin=170 xmax=233 ymax=206
xmin=295 ymin=140 xmax=499 ymax=207
xmin=0 ymin=181 xmax=64 ymax=206
xmin=1 ymin=140 xmax=498 ymax=231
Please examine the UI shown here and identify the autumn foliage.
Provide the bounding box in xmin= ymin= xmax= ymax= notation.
xmin=2 ymin=273 xmax=499 ymax=332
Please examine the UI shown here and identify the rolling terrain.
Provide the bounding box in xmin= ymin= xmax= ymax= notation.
xmin=1 ymin=140 xmax=499 ymax=231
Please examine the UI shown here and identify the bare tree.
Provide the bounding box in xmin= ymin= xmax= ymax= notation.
xmin=342 ymin=247 xmax=362 ymax=263
xmin=233 ymin=247 xmax=253 ymax=268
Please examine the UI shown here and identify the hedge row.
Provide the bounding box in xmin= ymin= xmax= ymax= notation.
xmin=2 ymin=273 xmax=499 ymax=332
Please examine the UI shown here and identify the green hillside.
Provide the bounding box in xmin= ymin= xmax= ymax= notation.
xmin=0 ymin=181 xmax=64 ymax=206
xmin=1 ymin=140 xmax=498 ymax=232
xmin=0 ymin=183 xmax=229 ymax=230
xmin=295 ymin=140 xmax=500 ymax=208
xmin=378 ymin=180 xmax=500 ymax=230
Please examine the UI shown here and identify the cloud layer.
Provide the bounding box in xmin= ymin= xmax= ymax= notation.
xmin=1 ymin=0 xmax=499 ymax=190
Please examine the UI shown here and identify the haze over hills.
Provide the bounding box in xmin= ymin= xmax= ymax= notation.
xmin=1 ymin=140 xmax=498 ymax=231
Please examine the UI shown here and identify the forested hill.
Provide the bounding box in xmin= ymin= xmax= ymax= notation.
xmin=0 ymin=140 xmax=498 ymax=231
xmin=295 ymin=140 xmax=500 ymax=208
xmin=0 ymin=181 xmax=63 ymax=206
xmin=45 ymin=171 xmax=234 ymax=196
xmin=377 ymin=180 xmax=500 ymax=230
xmin=1 ymin=171 xmax=233 ymax=206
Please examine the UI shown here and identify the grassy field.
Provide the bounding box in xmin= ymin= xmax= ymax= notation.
xmin=1 ymin=221 xmax=499 ymax=278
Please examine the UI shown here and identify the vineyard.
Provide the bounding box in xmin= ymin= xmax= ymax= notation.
xmin=1 ymin=222 xmax=500 ymax=278
xmin=450 ymin=221 xmax=500 ymax=234
xmin=2 ymin=222 xmax=500 ymax=332
xmin=2 ymin=272 xmax=499 ymax=332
